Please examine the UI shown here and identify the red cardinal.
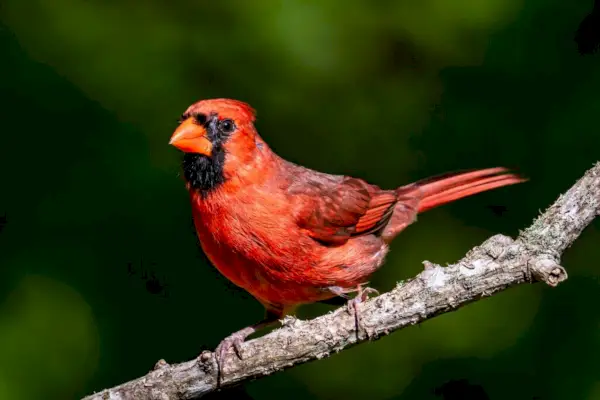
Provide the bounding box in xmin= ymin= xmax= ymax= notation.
xmin=169 ymin=98 xmax=524 ymax=369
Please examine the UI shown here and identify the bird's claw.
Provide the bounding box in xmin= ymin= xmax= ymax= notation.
xmin=348 ymin=286 xmax=379 ymax=309
xmin=212 ymin=318 xmax=278 ymax=385
xmin=348 ymin=285 xmax=379 ymax=339
xmin=214 ymin=327 xmax=254 ymax=373
xmin=358 ymin=287 xmax=379 ymax=302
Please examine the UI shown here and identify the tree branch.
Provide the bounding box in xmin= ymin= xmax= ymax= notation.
xmin=83 ymin=162 xmax=600 ymax=400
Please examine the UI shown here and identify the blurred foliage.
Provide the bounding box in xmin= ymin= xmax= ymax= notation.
xmin=0 ymin=276 xmax=97 ymax=399
xmin=0 ymin=0 xmax=599 ymax=399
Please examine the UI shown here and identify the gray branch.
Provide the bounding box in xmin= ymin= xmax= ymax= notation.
xmin=83 ymin=162 xmax=600 ymax=400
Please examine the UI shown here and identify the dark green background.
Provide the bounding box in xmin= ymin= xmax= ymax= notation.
xmin=0 ymin=1 xmax=599 ymax=399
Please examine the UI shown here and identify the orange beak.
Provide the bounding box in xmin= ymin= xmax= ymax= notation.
xmin=169 ymin=117 xmax=213 ymax=156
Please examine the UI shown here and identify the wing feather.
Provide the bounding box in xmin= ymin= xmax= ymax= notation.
xmin=291 ymin=175 xmax=398 ymax=246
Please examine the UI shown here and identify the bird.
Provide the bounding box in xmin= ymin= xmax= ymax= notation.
xmin=168 ymin=98 xmax=525 ymax=372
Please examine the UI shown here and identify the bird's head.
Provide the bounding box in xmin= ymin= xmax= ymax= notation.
xmin=169 ymin=98 xmax=272 ymax=194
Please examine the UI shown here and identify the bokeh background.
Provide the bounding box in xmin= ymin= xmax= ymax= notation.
xmin=0 ymin=1 xmax=599 ymax=399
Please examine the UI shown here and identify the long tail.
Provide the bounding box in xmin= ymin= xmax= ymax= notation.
xmin=399 ymin=167 xmax=526 ymax=213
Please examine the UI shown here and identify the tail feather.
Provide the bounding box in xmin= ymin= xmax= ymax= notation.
xmin=397 ymin=167 xmax=526 ymax=214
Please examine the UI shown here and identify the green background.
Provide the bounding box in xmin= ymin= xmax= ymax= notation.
xmin=0 ymin=1 xmax=599 ymax=399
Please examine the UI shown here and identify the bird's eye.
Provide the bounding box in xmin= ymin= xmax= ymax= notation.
xmin=219 ymin=119 xmax=236 ymax=134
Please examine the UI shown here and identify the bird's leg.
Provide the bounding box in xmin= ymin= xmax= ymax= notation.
xmin=331 ymin=284 xmax=379 ymax=339
xmin=327 ymin=286 xmax=352 ymax=299
xmin=352 ymin=285 xmax=379 ymax=339
xmin=214 ymin=309 xmax=281 ymax=382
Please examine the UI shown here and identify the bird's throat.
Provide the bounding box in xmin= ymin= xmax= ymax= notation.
xmin=182 ymin=149 xmax=225 ymax=195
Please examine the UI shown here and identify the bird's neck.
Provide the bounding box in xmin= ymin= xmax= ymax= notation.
xmin=184 ymin=143 xmax=282 ymax=199
xmin=182 ymin=150 xmax=226 ymax=196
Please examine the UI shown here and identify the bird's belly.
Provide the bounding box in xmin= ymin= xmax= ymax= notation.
xmin=192 ymin=203 xmax=388 ymax=309
xmin=198 ymin=235 xmax=332 ymax=307
xmin=196 ymin=233 xmax=387 ymax=312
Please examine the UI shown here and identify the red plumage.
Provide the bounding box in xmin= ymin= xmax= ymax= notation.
xmin=169 ymin=98 xmax=525 ymax=370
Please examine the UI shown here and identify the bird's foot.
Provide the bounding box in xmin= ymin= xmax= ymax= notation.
xmin=327 ymin=284 xmax=379 ymax=338
xmin=214 ymin=326 xmax=256 ymax=381
xmin=348 ymin=285 xmax=379 ymax=339
xmin=213 ymin=314 xmax=281 ymax=385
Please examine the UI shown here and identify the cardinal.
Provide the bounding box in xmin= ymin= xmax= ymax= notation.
xmin=169 ymin=98 xmax=524 ymax=371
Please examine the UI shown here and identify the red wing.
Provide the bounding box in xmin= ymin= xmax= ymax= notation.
xmin=292 ymin=176 xmax=398 ymax=246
